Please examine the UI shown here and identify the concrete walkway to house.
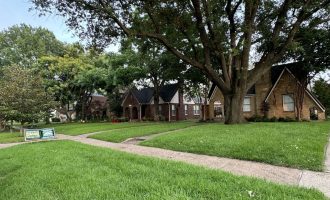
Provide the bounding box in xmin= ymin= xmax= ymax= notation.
xmin=1 ymin=134 xmax=329 ymax=197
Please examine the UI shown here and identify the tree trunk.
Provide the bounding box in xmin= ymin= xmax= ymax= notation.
xmin=295 ymin=79 xmax=307 ymax=121
xmin=20 ymin=121 xmax=24 ymax=136
xmin=223 ymin=93 xmax=244 ymax=124
xmin=81 ymin=97 xmax=86 ymax=121
xmin=10 ymin=120 xmax=13 ymax=133
xmin=153 ymin=88 xmax=160 ymax=121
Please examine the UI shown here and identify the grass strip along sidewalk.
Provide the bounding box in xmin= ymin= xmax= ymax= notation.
xmin=89 ymin=122 xmax=198 ymax=143
xmin=42 ymin=122 xmax=153 ymax=136
xmin=141 ymin=122 xmax=330 ymax=171
xmin=0 ymin=132 xmax=24 ymax=144
xmin=0 ymin=140 xmax=326 ymax=200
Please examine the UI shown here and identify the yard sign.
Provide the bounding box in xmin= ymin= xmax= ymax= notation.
xmin=24 ymin=128 xmax=56 ymax=141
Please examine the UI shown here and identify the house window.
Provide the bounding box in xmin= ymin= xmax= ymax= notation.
xmin=67 ymin=103 xmax=75 ymax=111
xmin=283 ymin=95 xmax=294 ymax=111
xmin=243 ymin=97 xmax=251 ymax=112
xmin=171 ymin=105 xmax=176 ymax=116
xmin=193 ymin=105 xmax=200 ymax=115
xmin=158 ymin=105 xmax=162 ymax=114
xmin=184 ymin=105 xmax=188 ymax=115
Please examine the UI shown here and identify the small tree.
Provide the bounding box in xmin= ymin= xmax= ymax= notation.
xmin=313 ymin=78 xmax=330 ymax=117
xmin=0 ymin=66 xmax=57 ymax=132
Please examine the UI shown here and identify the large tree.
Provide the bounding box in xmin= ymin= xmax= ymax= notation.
xmin=0 ymin=66 xmax=57 ymax=130
xmin=32 ymin=0 xmax=330 ymax=123
xmin=0 ymin=24 xmax=64 ymax=68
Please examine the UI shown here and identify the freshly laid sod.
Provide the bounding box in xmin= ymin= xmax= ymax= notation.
xmin=0 ymin=141 xmax=326 ymax=199
xmin=142 ymin=122 xmax=330 ymax=171
xmin=0 ymin=132 xmax=24 ymax=143
xmin=89 ymin=122 xmax=198 ymax=142
xmin=42 ymin=122 xmax=152 ymax=136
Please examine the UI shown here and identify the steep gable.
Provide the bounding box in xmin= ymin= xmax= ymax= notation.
xmin=123 ymin=84 xmax=179 ymax=105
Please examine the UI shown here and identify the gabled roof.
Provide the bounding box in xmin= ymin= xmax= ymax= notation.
xmin=271 ymin=62 xmax=308 ymax=84
xmin=265 ymin=65 xmax=326 ymax=112
xmin=208 ymin=84 xmax=255 ymax=99
xmin=129 ymin=84 xmax=179 ymax=104
xmin=132 ymin=88 xmax=154 ymax=104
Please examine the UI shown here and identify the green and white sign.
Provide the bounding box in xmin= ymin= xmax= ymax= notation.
xmin=24 ymin=128 xmax=56 ymax=141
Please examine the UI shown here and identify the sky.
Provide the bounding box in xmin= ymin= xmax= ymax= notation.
xmin=0 ymin=0 xmax=79 ymax=43
xmin=0 ymin=0 xmax=118 ymax=51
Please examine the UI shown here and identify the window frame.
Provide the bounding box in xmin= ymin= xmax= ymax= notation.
xmin=243 ymin=97 xmax=251 ymax=112
xmin=193 ymin=105 xmax=200 ymax=115
xmin=171 ymin=105 xmax=176 ymax=116
xmin=184 ymin=105 xmax=188 ymax=115
xmin=158 ymin=105 xmax=162 ymax=114
xmin=282 ymin=94 xmax=295 ymax=112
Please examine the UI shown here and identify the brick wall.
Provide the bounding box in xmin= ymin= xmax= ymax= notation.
xmin=266 ymin=70 xmax=326 ymax=120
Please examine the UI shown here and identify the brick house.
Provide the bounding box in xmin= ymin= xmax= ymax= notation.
xmin=121 ymin=84 xmax=203 ymax=121
xmin=52 ymin=94 xmax=110 ymax=122
xmin=208 ymin=63 xmax=326 ymax=121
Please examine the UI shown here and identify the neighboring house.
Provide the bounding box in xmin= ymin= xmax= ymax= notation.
xmin=121 ymin=84 xmax=203 ymax=121
xmin=208 ymin=63 xmax=326 ymax=121
xmin=52 ymin=94 xmax=110 ymax=122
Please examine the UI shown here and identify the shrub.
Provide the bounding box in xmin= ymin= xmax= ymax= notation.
xmin=269 ymin=117 xmax=278 ymax=122
xmin=117 ymin=117 xmax=129 ymax=122
xmin=51 ymin=118 xmax=61 ymax=123
xmin=278 ymin=117 xmax=296 ymax=122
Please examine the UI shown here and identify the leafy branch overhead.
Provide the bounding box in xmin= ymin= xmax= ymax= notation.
xmin=31 ymin=0 xmax=330 ymax=123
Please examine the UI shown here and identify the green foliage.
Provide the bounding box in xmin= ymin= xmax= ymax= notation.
xmin=0 ymin=24 xmax=64 ymax=68
xmin=313 ymin=79 xmax=330 ymax=116
xmin=0 ymin=66 xmax=57 ymax=124
xmin=246 ymin=115 xmax=296 ymax=122
xmin=286 ymin=28 xmax=330 ymax=74
xmin=31 ymin=0 xmax=330 ymax=123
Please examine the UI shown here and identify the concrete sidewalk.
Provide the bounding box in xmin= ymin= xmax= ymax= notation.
xmin=56 ymin=134 xmax=330 ymax=198
xmin=0 ymin=142 xmax=25 ymax=149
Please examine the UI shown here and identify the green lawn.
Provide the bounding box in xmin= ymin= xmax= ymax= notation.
xmin=141 ymin=122 xmax=330 ymax=171
xmin=0 ymin=132 xmax=24 ymax=143
xmin=42 ymin=122 xmax=153 ymax=136
xmin=0 ymin=141 xmax=326 ymax=200
xmin=89 ymin=122 xmax=198 ymax=143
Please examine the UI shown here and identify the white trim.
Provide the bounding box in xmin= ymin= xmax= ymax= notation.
xmin=285 ymin=68 xmax=326 ymax=112
xmin=210 ymin=86 xmax=217 ymax=101
xmin=121 ymin=92 xmax=130 ymax=107
xmin=265 ymin=69 xmax=286 ymax=102
xmin=184 ymin=104 xmax=188 ymax=115
xmin=282 ymin=94 xmax=295 ymax=112
xmin=193 ymin=105 xmax=200 ymax=115
xmin=171 ymin=104 xmax=176 ymax=116
xmin=265 ymin=68 xmax=325 ymax=112
xmin=243 ymin=97 xmax=251 ymax=112
xmin=121 ymin=90 xmax=140 ymax=107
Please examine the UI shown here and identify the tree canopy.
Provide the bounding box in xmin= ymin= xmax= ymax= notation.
xmin=0 ymin=24 xmax=64 ymax=68
xmin=313 ymin=79 xmax=330 ymax=116
xmin=0 ymin=66 xmax=57 ymax=127
xmin=31 ymin=0 xmax=330 ymax=123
